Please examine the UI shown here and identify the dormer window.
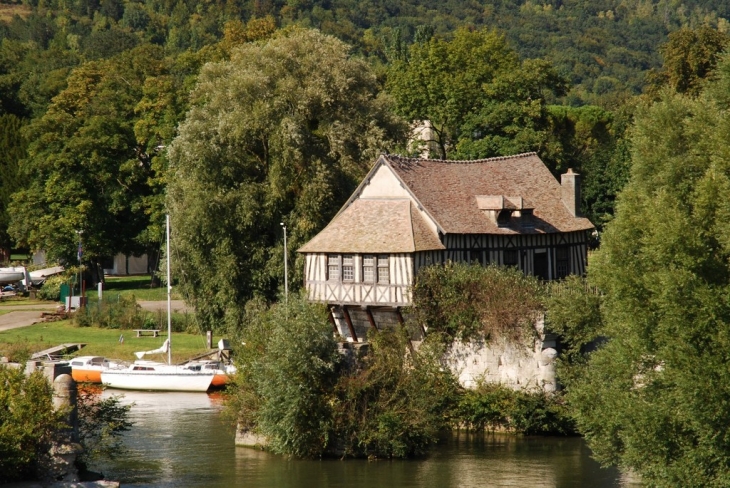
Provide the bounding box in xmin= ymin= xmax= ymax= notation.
xmin=497 ymin=209 xmax=512 ymax=227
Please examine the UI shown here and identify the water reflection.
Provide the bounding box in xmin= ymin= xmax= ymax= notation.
xmin=99 ymin=391 xmax=638 ymax=488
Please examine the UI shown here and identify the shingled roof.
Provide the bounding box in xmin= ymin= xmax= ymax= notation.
xmin=298 ymin=199 xmax=445 ymax=254
xmin=383 ymin=153 xmax=594 ymax=235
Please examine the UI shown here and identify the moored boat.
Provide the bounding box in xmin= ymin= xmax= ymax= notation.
xmin=101 ymin=361 xmax=215 ymax=392
xmin=70 ymin=356 xmax=125 ymax=383
xmin=0 ymin=267 xmax=25 ymax=285
xmin=182 ymin=360 xmax=237 ymax=388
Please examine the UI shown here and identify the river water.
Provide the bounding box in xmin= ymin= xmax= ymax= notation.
xmin=96 ymin=391 xmax=638 ymax=488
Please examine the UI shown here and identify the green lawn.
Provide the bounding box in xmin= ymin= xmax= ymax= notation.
xmin=86 ymin=275 xmax=182 ymax=301
xmin=0 ymin=320 xmax=218 ymax=363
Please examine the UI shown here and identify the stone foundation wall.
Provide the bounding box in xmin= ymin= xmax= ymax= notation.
xmin=330 ymin=306 xmax=557 ymax=393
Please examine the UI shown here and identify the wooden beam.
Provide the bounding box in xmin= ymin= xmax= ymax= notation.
xmin=341 ymin=306 xmax=358 ymax=343
xmin=364 ymin=306 xmax=378 ymax=333
xmin=395 ymin=307 xmax=415 ymax=354
xmin=327 ymin=305 xmax=338 ymax=335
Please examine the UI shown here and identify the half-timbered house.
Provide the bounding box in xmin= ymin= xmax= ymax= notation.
xmin=298 ymin=152 xmax=594 ymax=342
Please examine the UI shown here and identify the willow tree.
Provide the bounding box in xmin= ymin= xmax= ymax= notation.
xmin=568 ymin=55 xmax=730 ymax=486
xmin=167 ymin=28 xmax=405 ymax=332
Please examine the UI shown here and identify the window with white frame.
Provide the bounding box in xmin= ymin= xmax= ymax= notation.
xmin=377 ymin=255 xmax=390 ymax=284
xmin=342 ymin=255 xmax=354 ymax=281
xmin=362 ymin=255 xmax=375 ymax=283
xmin=327 ymin=254 xmax=340 ymax=281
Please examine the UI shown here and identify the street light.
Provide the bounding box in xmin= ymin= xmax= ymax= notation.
xmin=76 ymin=230 xmax=84 ymax=303
xmin=280 ymin=222 xmax=288 ymax=305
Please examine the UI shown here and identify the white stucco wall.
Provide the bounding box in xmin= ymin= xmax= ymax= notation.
xmin=443 ymin=316 xmax=557 ymax=392
xmin=358 ymin=164 xmax=439 ymax=235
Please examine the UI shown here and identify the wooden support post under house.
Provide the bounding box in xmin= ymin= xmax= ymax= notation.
xmin=327 ymin=305 xmax=339 ymax=336
xmin=396 ymin=307 xmax=415 ymax=354
xmin=364 ymin=306 xmax=378 ymax=333
xmin=342 ymin=306 xmax=358 ymax=343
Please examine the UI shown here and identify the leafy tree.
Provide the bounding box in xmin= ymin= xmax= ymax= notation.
xmin=9 ymin=45 xmax=169 ymax=275
xmin=0 ymin=114 xmax=26 ymax=258
xmin=648 ymin=26 xmax=730 ymax=97
xmin=228 ymin=294 xmax=459 ymax=459
xmin=568 ymin=59 xmax=730 ymax=486
xmin=387 ymin=28 xmax=567 ymax=161
xmin=167 ymin=28 xmax=406 ymax=332
xmin=386 ymin=28 xmax=516 ymax=158
xmin=0 ymin=367 xmax=66 ymax=483
xmin=333 ymin=329 xmax=459 ymax=458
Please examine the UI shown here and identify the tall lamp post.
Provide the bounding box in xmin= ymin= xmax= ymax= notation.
xmin=76 ymin=230 xmax=84 ymax=304
xmin=280 ymin=222 xmax=288 ymax=305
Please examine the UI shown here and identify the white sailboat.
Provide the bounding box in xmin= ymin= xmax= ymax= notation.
xmin=101 ymin=215 xmax=216 ymax=392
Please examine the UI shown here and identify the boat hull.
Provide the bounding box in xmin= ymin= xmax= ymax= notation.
xmin=72 ymin=369 xmax=103 ymax=383
xmin=101 ymin=369 xmax=215 ymax=392
xmin=0 ymin=267 xmax=24 ymax=285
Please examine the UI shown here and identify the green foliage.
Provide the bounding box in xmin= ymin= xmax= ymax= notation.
xmin=456 ymin=384 xmax=575 ymax=435
xmin=230 ymin=294 xmax=341 ymax=458
xmin=73 ymin=295 xmax=144 ymax=330
xmin=387 ymin=28 xmax=566 ymax=160
xmin=0 ymin=114 xmax=26 ymax=253
xmin=544 ymin=276 xmax=603 ymax=384
xmin=168 ymin=28 xmax=406 ymax=333
xmin=0 ymin=367 xmax=66 ymax=483
xmin=76 ymin=386 xmax=133 ymax=468
xmin=567 ymin=57 xmax=730 ymax=486
xmin=333 ymin=330 xmax=459 ymax=458
xmin=411 ymin=263 xmax=544 ymax=342
xmin=37 ymin=274 xmax=65 ymax=301
xmin=229 ymin=295 xmax=458 ymax=459
xmin=9 ymin=45 xmax=170 ymax=264
xmin=649 ymin=26 xmax=730 ymax=97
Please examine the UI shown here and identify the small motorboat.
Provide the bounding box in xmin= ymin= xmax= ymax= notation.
xmin=70 ymin=356 xmax=126 ymax=383
xmin=182 ymin=360 xmax=237 ymax=388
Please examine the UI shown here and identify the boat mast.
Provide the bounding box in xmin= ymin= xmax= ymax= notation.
xmin=167 ymin=214 xmax=172 ymax=365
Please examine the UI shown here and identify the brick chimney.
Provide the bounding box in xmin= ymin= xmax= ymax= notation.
xmin=561 ymin=169 xmax=581 ymax=217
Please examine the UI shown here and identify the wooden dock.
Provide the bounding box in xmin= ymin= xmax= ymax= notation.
xmin=31 ymin=343 xmax=87 ymax=360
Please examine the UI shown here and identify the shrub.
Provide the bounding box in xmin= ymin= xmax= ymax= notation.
xmin=229 ymin=295 xmax=460 ymax=459
xmin=73 ymin=295 xmax=144 ymax=329
xmin=455 ymin=384 xmax=575 ymax=435
xmin=411 ymin=263 xmax=544 ymax=342
xmin=37 ymin=275 xmax=66 ymax=301
xmin=333 ymin=330 xmax=459 ymax=458
xmin=76 ymin=386 xmax=133 ymax=470
xmin=0 ymin=367 xmax=66 ymax=483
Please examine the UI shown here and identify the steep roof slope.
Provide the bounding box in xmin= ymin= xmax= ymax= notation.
xmin=298 ymin=199 xmax=444 ymax=253
xmin=384 ymin=153 xmax=594 ymax=235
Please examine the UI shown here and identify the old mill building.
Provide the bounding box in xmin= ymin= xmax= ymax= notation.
xmin=298 ymin=152 xmax=594 ymax=343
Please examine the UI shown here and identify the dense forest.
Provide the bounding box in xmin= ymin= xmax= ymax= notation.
xmin=0 ymin=0 xmax=728 ymax=290
xmin=6 ymin=1 xmax=730 ymax=483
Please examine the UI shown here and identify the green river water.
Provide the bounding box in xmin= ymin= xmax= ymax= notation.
xmin=96 ymin=391 xmax=639 ymax=488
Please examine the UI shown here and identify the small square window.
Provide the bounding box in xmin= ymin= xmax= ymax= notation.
xmin=377 ymin=255 xmax=390 ymax=284
xmin=470 ymin=250 xmax=481 ymax=265
xmin=363 ymin=255 xmax=375 ymax=283
xmin=342 ymin=255 xmax=354 ymax=281
xmin=327 ymin=255 xmax=340 ymax=281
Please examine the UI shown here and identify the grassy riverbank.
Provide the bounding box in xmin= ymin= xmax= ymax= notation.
xmin=0 ymin=319 xmax=217 ymax=363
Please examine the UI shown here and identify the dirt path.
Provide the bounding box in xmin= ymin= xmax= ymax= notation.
xmin=0 ymin=311 xmax=46 ymax=332
xmin=0 ymin=300 xmax=191 ymax=333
